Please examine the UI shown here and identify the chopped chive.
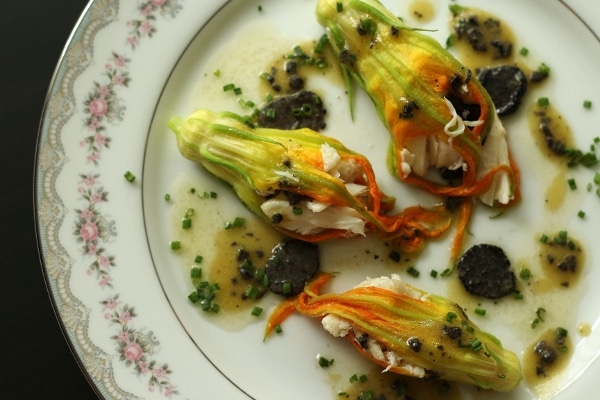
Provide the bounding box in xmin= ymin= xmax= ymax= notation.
xmin=445 ymin=33 xmax=456 ymax=48
xmin=244 ymin=284 xmax=260 ymax=300
xmin=189 ymin=187 xmax=196 ymax=194
xmin=222 ymin=83 xmax=235 ymax=91
xmin=513 ymin=292 xmax=524 ymax=300
xmin=238 ymin=98 xmax=255 ymax=108
xmin=187 ymin=291 xmax=199 ymax=303
xmin=164 ymin=193 xmax=171 ymax=201
xmin=233 ymin=87 xmax=243 ymax=95
xmin=446 ymin=312 xmax=457 ymax=322
xmin=555 ymin=327 xmax=568 ymax=338
xmin=449 ymin=4 xmax=466 ymax=16
xmin=537 ymin=97 xmax=550 ymax=107
xmin=567 ymin=178 xmax=577 ymax=190
xmin=336 ymin=2 xmax=343 ymax=12
xmin=559 ymin=345 xmax=569 ymax=353
xmin=462 ymin=321 xmax=475 ymax=333
xmin=239 ymin=259 xmax=254 ymax=278
xmin=578 ymin=210 xmax=586 ymax=218
xmin=539 ymin=233 xmax=549 ymax=243
xmin=258 ymin=5 xmax=262 ymax=12
xmin=282 ymin=281 xmax=292 ymax=295
xmin=469 ymin=338 xmax=483 ymax=352
xmin=556 ymin=230 xmax=568 ymax=243
xmin=124 ymin=171 xmax=136 ymax=182
xmin=594 ymin=172 xmax=600 ymax=184
xmin=254 ymin=268 xmax=265 ymax=283
xmin=194 ymin=255 xmax=203 ymax=263
xmin=407 ymin=266 xmax=420 ymax=277
xmin=182 ymin=217 xmax=192 ymax=229
xmin=292 ymin=207 xmax=303 ymax=215
xmin=361 ymin=390 xmax=374 ymax=400
xmin=474 ymin=308 xmax=486 ymax=316
xmin=190 ymin=266 xmax=202 ymax=279
xmin=430 ymin=269 xmax=438 ymax=278
xmin=274 ymin=324 xmax=283 ymax=334
xmin=170 ymin=241 xmax=181 ymax=250
xmin=200 ymin=299 xmax=211 ymax=311
xmin=210 ymin=191 xmax=218 ymax=198
xmin=264 ymin=108 xmax=276 ymax=119
xmin=519 ymin=47 xmax=529 ymax=56
xmin=583 ymin=100 xmax=592 ymax=109
xmin=213 ymin=68 xmax=221 ymax=77
xmin=440 ymin=267 xmax=452 ymax=277
xmin=301 ymin=103 xmax=313 ymax=116
xmin=359 ymin=374 xmax=367 ymax=383
xmin=349 ymin=374 xmax=358 ymax=383
xmin=538 ymin=63 xmax=551 ymax=76
xmin=251 ymin=306 xmax=263 ymax=316
xmin=359 ymin=18 xmax=377 ymax=35
xmin=536 ymin=307 xmax=546 ymax=321
xmin=225 ymin=216 xmax=245 ymax=229
xmin=315 ymin=34 xmax=329 ymax=54
xmin=519 ymin=267 xmax=531 ymax=280
xmin=209 ymin=303 xmax=220 ymax=313
xmin=318 ymin=355 xmax=334 ymax=368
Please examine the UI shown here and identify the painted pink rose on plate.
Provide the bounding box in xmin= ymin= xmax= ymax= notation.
xmin=88 ymin=97 xmax=108 ymax=117
xmin=124 ymin=341 xmax=143 ymax=362
xmin=80 ymin=221 xmax=99 ymax=241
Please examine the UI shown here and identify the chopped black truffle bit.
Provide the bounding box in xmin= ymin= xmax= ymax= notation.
xmin=453 ymin=14 xmax=512 ymax=59
xmin=533 ymin=340 xmax=557 ymax=368
xmin=477 ymin=65 xmax=528 ymax=116
xmin=457 ymin=244 xmax=516 ymax=299
xmin=407 ymin=337 xmax=423 ymax=352
xmin=257 ymin=90 xmax=327 ymax=131
xmin=264 ymin=239 xmax=320 ymax=297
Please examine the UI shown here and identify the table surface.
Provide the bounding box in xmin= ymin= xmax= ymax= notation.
xmin=1 ymin=1 xmax=99 ymax=399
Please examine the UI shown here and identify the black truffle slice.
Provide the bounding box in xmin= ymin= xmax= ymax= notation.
xmin=457 ymin=243 xmax=516 ymax=298
xmin=258 ymin=90 xmax=327 ymax=131
xmin=477 ymin=66 xmax=528 ymax=116
xmin=264 ymin=239 xmax=320 ymax=297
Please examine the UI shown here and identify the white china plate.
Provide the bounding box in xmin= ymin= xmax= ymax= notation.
xmin=36 ymin=0 xmax=600 ymax=399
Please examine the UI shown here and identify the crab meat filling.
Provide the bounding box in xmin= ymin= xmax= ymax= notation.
xmin=260 ymin=143 xmax=368 ymax=236
xmin=400 ymin=98 xmax=513 ymax=206
xmin=320 ymin=274 xmax=427 ymax=377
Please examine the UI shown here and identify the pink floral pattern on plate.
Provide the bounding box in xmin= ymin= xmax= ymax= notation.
xmin=102 ymin=295 xmax=178 ymax=396
xmin=74 ymin=173 xmax=116 ymax=287
xmin=127 ymin=0 xmax=183 ymax=49
xmin=70 ymin=0 xmax=183 ymax=397
xmin=81 ymin=53 xmax=130 ymax=164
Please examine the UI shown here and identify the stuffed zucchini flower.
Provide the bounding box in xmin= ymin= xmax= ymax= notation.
xmin=316 ymin=0 xmax=520 ymax=207
xmin=169 ymin=109 xmax=451 ymax=249
xmin=267 ymin=273 xmax=522 ymax=392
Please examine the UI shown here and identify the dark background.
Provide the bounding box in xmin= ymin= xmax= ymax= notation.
xmin=2 ymin=1 xmax=99 ymax=399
